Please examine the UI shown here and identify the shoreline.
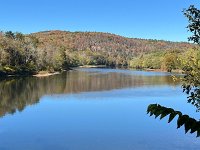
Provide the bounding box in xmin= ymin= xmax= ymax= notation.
xmin=0 ymin=67 xmax=183 ymax=79
xmin=144 ymin=68 xmax=183 ymax=73
xmin=78 ymin=65 xmax=107 ymax=68
xmin=77 ymin=66 xmax=183 ymax=74
xmin=33 ymin=71 xmax=60 ymax=77
xmin=33 ymin=68 xmax=72 ymax=77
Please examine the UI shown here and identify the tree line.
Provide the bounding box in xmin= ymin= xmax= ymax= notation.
xmin=129 ymin=48 xmax=200 ymax=72
xmin=0 ymin=31 xmax=68 ymax=76
xmin=0 ymin=29 xmax=197 ymax=76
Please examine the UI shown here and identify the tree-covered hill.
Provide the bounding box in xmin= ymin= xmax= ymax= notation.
xmin=33 ymin=30 xmax=194 ymax=63
xmin=33 ymin=30 xmax=193 ymax=54
xmin=33 ymin=30 xmax=197 ymax=70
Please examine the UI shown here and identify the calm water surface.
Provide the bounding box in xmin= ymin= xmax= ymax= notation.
xmin=0 ymin=68 xmax=199 ymax=150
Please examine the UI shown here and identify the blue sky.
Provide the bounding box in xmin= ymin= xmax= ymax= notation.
xmin=0 ymin=0 xmax=200 ymax=41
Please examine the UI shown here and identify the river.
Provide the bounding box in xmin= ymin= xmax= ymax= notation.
xmin=0 ymin=68 xmax=199 ymax=150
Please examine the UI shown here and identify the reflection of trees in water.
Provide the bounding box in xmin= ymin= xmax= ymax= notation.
xmin=147 ymin=104 xmax=200 ymax=137
xmin=64 ymin=71 xmax=179 ymax=93
xmin=54 ymin=72 xmax=147 ymax=93
xmin=0 ymin=74 xmax=67 ymax=117
xmin=0 ymin=70 xmax=178 ymax=117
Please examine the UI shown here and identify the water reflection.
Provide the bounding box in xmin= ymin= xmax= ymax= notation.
xmin=0 ymin=69 xmax=179 ymax=117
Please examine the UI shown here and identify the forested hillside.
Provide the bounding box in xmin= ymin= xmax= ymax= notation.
xmin=0 ymin=30 xmax=198 ymax=76
xmin=33 ymin=30 xmax=195 ymax=68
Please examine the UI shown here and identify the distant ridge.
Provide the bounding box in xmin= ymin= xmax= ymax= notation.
xmin=32 ymin=30 xmax=190 ymax=43
xmin=32 ymin=30 xmax=194 ymax=58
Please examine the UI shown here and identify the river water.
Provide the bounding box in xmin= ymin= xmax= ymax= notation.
xmin=0 ymin=68 xmax=199 ymax=150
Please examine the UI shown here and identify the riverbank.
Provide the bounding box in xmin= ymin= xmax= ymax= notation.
xmin=0 ymin=67 xmax=73 ymax=78
xmin=33 ymin=71 xmax=60 ymax=77
xmin=33 ymin=68 xmax=73 ymax=77
xmin=78 ymin=65 xmax=107 ymax=68
xmin=145 ymin=68 xmax=183 ymax=73
xmin=78 ymin=66 xmax=183 ymax=74
xmin=0 ymin=66 xmax=183 ymax=79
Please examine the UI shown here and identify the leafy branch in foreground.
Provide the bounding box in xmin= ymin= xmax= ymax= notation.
xmin=147 ymin=104 xmax=200 ymax=137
